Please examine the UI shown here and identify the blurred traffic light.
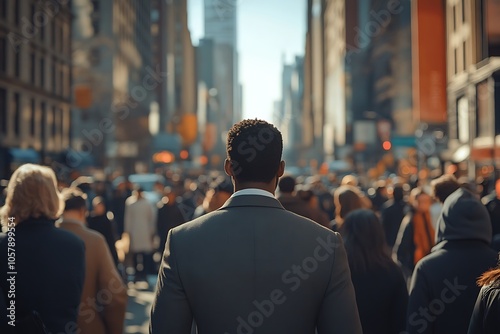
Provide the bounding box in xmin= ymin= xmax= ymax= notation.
xmin=382 ymin=141 xmax=392 ymax=151
xmin=180 ymin=149 xmax=189 ymax=160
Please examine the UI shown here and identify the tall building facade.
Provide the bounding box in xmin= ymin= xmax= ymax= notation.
xmin=446 ymin=0 xmax=500 ymax=178
xmin=275 ymin=56 xmax=304 ymax=166
xmin=203 ymin=0 xmax=241 ymax=166
xmin=304 ymin=0 xmax=326 ymax=165
xmin=305 ymin=0 xmax=413 ymax=174
xmin=72 ymin=0 xmax=153 ymax=174
xmin=323 ymin=0 xmax=360 ymax=162
xmin=165 ymin=0 xmax=196 ymax=138
xmin=0 ymin=0 xmax=72 ymax=179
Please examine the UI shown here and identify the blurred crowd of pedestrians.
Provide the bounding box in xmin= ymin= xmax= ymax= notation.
xmin=0 ymin=121 xmax=500 ymax=333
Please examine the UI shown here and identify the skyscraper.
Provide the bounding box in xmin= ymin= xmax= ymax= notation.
xmin=203 ymin=0 xmax=241 ymax=140
xmin=204 ymin=0 xmax=237 ymax=47
xmin=72 ymin=0 xmax=153 ymax=174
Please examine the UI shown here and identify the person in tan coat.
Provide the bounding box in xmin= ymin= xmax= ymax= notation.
xmin=60 ymin=188 xmax=127 ymax=334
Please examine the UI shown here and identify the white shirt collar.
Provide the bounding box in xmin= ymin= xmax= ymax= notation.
xmin=231 ymin=188 xmax=275 ymax=199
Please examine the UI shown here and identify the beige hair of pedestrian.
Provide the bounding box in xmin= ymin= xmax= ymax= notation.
xmin=1 ymin=163 xmax=64 ymax=225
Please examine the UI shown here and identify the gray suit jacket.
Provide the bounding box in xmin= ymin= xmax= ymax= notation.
xmin=150 ymin=195 xmax=362 ymax=334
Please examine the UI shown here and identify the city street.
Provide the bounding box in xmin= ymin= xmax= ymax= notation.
xmin=124 ymin=278 xmax=157 ymax=334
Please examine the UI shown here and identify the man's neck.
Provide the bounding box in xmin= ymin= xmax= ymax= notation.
xmin=62 ymin=213 xmax=85 ymax=224
xmin=234 ymin=182 xmax=276 ymax=195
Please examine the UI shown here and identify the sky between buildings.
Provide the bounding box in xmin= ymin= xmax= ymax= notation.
xmin=188 ymin=0 xmax=306 ymax=122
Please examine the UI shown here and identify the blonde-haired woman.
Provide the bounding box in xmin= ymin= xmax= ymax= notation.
xmin=0 ymin=164 xmax=85 ymax=333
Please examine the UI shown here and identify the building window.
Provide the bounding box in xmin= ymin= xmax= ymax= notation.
xmin=13 ymin=93 xmax=20 ymax=136
xmin=495 ymin=75 xmax=500 ymax=135
xmin=15 ymin=52 xmax=20 ymax=77
xmin=0 ymin=0 xmax=6 ymax=20
xmin=0 ymin=88 xmax=6 ymax=134
xmin=462 ymin=0 xmax=466 ymax=22
xmin=52 ymin=60 xmax=56 ymax=92
xmin=0 ymin=36 xmax=5 ymax=74
xmin=41 ymin=102 xmax=46 ymax=142
xmin=59 ymin=24 xmax=64 ymax=53
xmin=31 ymin=52 xmax=36 ymax=84
xmin=60 ymin=109 xmax=65 ymax=144
xmin=30 ymin=98 xmax=36 ymax=136
xmin=59 ymin=65 xmax=64 ymax=96
xmin=457 ymin=96 xmax=469 ymax=143
xmin=14 ymin=0 xmax=20 ymax=25
xmin=476 ymin=80 xmax=491 ymax=138
xmin=40 ymin=58 xmax=45 ymax=88
xmin=463 ymin=41 xmax=467 ymax=71
xmin=454 ymin=48 xmax=458 ymax=75
xmin=41 ymin=23 xmax=45 ymax=43
xmin=452 ymin=5 xmax=457 ymax=31
xmin=52 ymin=106 xmax=57 ymax=137
xmin=51 ymin=20 xmax=56 ymax=48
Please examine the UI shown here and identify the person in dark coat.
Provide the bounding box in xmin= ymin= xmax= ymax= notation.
xmin=482 ymin=179 xmax=500 ymax=249
xmin=297 ymin=188 xmax=330 ymax=228
xmin=369 ymin=180 xmax=388 ymax=213
xmin=192 ymin=179 xmax=233 ymax=219
xmin=156 ymin=187 xmax=186 ymax=255
xmin=277 ymin=175 xmax=318 ymax=220
xmin=468 ymin=258 xmax=500 ymax=334
xmin=380 ymin=184 xmax=407 ymax=248
xmin=342 ymin=209 xmax=408 ymax=334
xmin=393 ymin=188 xmax=434 ymax=284
xmin=110 ymin=182 xmax=129 ymax=237
xmin=0 ymin=164 xmax=85 ymax=334
xmin=87 ymin=196 xmax=119 ymax=266
xmin=406 ymin=188 xmax=498 ymax=334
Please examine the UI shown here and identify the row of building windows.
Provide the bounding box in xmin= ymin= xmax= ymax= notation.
xmin=0 ymin=35 xmax=70 ymax=98
xmin=452 ymin=79 xmax=500 ymax=144
xmin=0 ymin=0 xmax=70 ymax=56
xmin=0 ymin=87 xmax=67 ymax=145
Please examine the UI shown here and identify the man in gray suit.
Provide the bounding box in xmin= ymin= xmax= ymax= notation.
xmin=150 ymin=119 xmax=362 ymax=334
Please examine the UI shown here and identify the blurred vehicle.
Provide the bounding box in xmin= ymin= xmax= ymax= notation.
xmin=128 ymin=173 xmax=166 ymax=204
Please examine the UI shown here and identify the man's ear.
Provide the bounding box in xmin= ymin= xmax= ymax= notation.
xmin=224 ymin=159 xmax=234 ymax=177
xmin=277 ymin=160 xmax=285 ymax=178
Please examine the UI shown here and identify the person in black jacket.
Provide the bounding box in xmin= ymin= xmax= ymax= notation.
xmin=380 ymin=184 xmax=407 ymax=248
xmin=0 ymin=164 xmax=85 ymax=334
xmin=156 ymin=187 xmax=186 ymax=255
xmin=482 ymin=179 xmax=500 ymax=250
xmin=342 ymin=209 xmax=408 ymax=334
xmin=468 ymin=259 xmax=500 ymax=334
xmin=87 ymin=196 xmax=119 ymax=265
xmin=406 ymin=188 xmax=498 ymax=334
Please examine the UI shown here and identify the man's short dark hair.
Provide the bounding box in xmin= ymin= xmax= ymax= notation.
xmin=392 ymin=185 xmax=404 ymax=202
xmin=62 ymin=188 xmax=87 ymax=212
xmin=226 ymin=119 xmax=283 ymax=183
xmin=278 ymin=176 xmax=296 ymax=193
xmin=431 ymin=174 xmax=460 ymax=203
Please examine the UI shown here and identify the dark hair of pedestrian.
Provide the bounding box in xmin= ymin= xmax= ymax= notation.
xmin=297 ymin=189 xmax=314 ymax=202
xmin=393 ymin=184 xmax=404 ymax=202
xmin=278 ymin=176 xmax=296 ymax=193
xmin=334 ymin=185 xmax=363 ymax=221
xmin=226 ymin=119 xmax=283 ymax=183
xmin=62 ymin=188 xmax=87 ymax=211
xmin=430 ymin=174 xmax=460 ymax=203
xmin=342 ymin=209 xmax=393 ymax=273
